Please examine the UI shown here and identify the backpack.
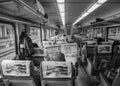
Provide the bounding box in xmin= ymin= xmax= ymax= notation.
xmin=19 ymin=36 xmax=35 ymax=60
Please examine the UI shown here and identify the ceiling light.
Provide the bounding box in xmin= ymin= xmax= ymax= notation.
xmin=60 ymin=13 xmax=65 ymax=17
xmin=56 ymin=0 xmax=65 ymax=3
xmin=82 ymin=12 xmax=90 ymax=18
xmin=61 ymin=17 xmax=65 ymax=25
xmin=56 ymin=0 xmax=65 ymax=25
xmin=97 ymin=0 xmax=107 ymax=3
xmin=87 ymin=3 xmax=101 ymax=13
xmin=57 ymin=4 xmax=65 ymax=12
xmin=73 ymin=0 xmax=107 ymax=25
xmin=73 ymin=12 xmax=89 ymax=25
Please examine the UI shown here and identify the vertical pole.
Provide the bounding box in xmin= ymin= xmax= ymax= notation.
xmin=12 ymin=23 xmax=19 ymax=55
xmin=40 ymin=24 xmax=42 ymax=43
xmin=106 ymin=27 xmax=109 ymax=42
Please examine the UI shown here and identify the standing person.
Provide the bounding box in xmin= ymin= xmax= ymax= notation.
xmin=19 ymin=31 xmax=35 ymax=60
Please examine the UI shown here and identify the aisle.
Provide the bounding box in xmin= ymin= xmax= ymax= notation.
xmin=75 ymin=67 xmax=93 ymax=86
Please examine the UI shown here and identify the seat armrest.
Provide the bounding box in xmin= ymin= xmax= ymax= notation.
xmin=99 ymin=73 xmax=111 ymax=86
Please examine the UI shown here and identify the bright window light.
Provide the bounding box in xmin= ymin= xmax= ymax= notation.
xmin=87 ymin=3 xmax=101 ymax=13
xmin=97 ymin=0 xmax=107 ymax=3
xmin=58 ymin=4 xmax=65 ymax=12
xmin=56 ymin=0 xmax=65 ymax=3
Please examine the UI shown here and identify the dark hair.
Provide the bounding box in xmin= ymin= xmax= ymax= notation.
xmin=19 ymin=32 xmax=28 ymax=43
xmin=97 ymin=37 xmax=104 ymax=45
xmin=33 ymin=43 xmax=38 ymax=48
xmin=52 ymin=52 xmax=65 ymax=61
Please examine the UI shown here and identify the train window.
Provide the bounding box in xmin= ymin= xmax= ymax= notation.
xmin=0 ymin=24 xmax=15 ymax=62
xmin=30 ymin=27 xmax=41 ymax=47
xmin=108 ymin=27 xmax=120 ymax=40
xmin=109 ymin=27 xmax=116 ymax=35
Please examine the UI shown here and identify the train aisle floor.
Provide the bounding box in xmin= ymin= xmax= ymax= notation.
xmin=75 ymin=66 xmax=98 ymax=86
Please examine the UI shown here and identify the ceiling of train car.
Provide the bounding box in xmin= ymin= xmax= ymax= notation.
xmin=0 ymin=0 xmax=45 ymax=24
xmin=0 ymin=0 xmax=120 ymax=28
xmin=39 ymin=0 xmax=61 ymax=25
xmin=80 ymin=0 xmax=120 ymax=27
xmin=39 ymin=0 xmax=120 ymax=27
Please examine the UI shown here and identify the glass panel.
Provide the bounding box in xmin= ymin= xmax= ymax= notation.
xmin=30 ymin=27 xmax=41 ymax=47
xmin=0 ymin=24 xmax=15 ymax=62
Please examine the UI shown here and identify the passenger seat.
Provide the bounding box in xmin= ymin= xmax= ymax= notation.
xmin=93 ymin=45 xmax=112 ymax=74
xmin=40 ymin=61 xmax=74 ymax=86
xmin=1 ymin=60 xmax=40 ymax=86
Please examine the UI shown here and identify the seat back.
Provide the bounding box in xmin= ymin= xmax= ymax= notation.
xmin=32 ymin=48 xmax=46 ymax=66
xmin=102 ymin=42 xmax=112 ymax=45
xmin=61 ymin=43 xmax=78 ymax=65
xmin=45 ymin=45 xmax=61 ymax=60
xmin=93 ymin=45 xmax=112 ymax=71
xmin=1 ymin=60 xmax=36 ymax=86
xmin=86 ymin=45 xmax=96 ymax=61
xmin=111 ymin=46 xmax=120 ymax=69
xmin=99 ymin=73 xmax=111 ymax=86
xmin=40 ymin=61 xmax=73 ymax=86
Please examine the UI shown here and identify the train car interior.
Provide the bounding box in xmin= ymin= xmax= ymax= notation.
xmin=1 ymin=0 xmax=120 ymax=86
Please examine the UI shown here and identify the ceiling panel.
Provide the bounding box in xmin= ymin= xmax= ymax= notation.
xmin=80 ymin=0 xmax=120 ymax=26
xmin=40 ymin=0 xmax=62 ymax=25
xmin=66 ymin=0 xmax=97 ymax=25
xmin=38 ymin=0 xmax=55 ymax=3
xmin=66 ymin=0 xmax=97 ymax=3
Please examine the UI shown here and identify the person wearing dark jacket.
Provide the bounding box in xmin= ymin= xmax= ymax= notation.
xmin=19 ymin=32 xmax=35 ymax=60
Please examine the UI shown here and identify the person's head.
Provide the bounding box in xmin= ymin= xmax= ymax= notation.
xmin=97 ymin=37 xmax=104 ymax=45
xmin=33 ymin=43 xmax=38 ymax=48
xmin=19 ymin=32 xmax=28 ymax=41
xmin=52 ymin=52 xmax=65 ymax=61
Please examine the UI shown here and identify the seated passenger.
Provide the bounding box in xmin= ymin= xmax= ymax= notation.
xmin=111 ymin=40 xmax=120 ymax=60
xmin=45 ymin=52 xmax=65 ymax=61
xmin=19 ymin=31 xmax=35 ymax=60
xmin=81 ymin=43 xmax=87 ymax=65
xmin=33 ymin=43 xmax=39 ymax=48
xmin=96 ymin=37 xmax=104 ymax=45
xmin=52 ymin=52 xmax=66 ymax=61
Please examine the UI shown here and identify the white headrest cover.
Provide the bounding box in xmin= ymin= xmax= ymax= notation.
xmin=1 ymin=60 xmax=31 ymax=76
xmin=98 ymin=45 xmax=111 ymax=53
xmin=41 ymin=61 xmax=72 ymax=78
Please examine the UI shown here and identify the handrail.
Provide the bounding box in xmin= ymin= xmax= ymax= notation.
xmin=0 ymin=49 xmax=15 ymax=58
xmin=0 ymin=39 xmax=14 ymax=43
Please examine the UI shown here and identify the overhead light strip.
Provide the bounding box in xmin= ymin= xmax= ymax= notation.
xmin=56 ymin=0 xmax=65 ymax=25
xmin=73 ymin=0 xmax=107 ymax=25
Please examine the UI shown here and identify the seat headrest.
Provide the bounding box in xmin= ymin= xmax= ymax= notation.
xmin=98 ymin=45 xmax=112 ymax=53
xmin=41 ymin=61 xmax=72 ymax=79
xmin=102 ymin=42 xmax=112 ymax=45
xmin=45 ymin=45 xmax=61 ymax=58
xmin=61 ymin=43 xmax=77 ymax=65
xmin=43 ymin=41 xmax=53 ymax=48
xmin=1 ymin=60 xmax=31 ymax=77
